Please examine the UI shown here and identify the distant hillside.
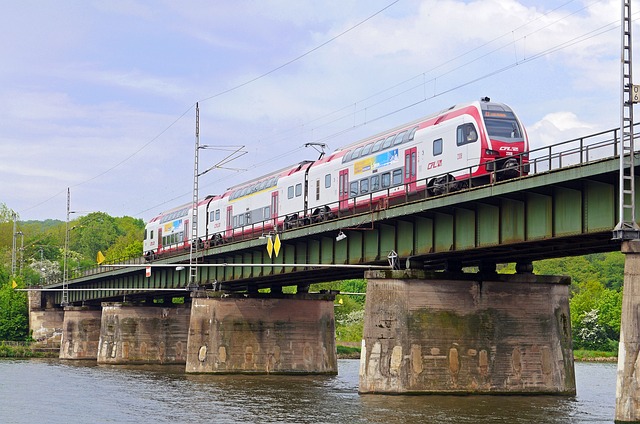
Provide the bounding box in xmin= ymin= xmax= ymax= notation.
xmin=19 ymin=219 xmax=64 ymax=232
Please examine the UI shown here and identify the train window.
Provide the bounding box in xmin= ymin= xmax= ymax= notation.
xmin=238 ymin=214 xmax=245 ymax=226
xmin=325 ymin=174 xmax=331 ymax=188
xmin=288 ymin=186 xmax=294 ymax=199
xmin=392 ymin=169 xmax=403 ymax=185
xmin=150 ymin=230 xmax=154 ymax=240
xmin=210 ymin=211 xmax=215 ymax=222
xmin=382 ymin=135 xmax=395 ymax=150
xmin=411 ymin=151 xmax=416 ymax=177
xmin=371 ymin=138 xmax=384 ymax=153
xmin=295 ymin=183 xmax=302 ymax=197
xmin=216 ymin=209 xmax=220 ymax=220
xmin=233 ymin=216 xmax=238 ymax=228
xmin=394 ymin=131 xmax=407 ymax=146
xmin=342 ymin=151 xmax=353 ymax=163
xmin=433 ymin=138 xmax=443 ymax=156
xmin=264 ymin=206 xmax=270 ymax=219
xmin=381 ymin=172 xmax=391 ymax=188
xmin=408 ymin=126 xmax=418 ymax=141
xmin=405 ymin=153 xmax=411 ymax=179
xmin=350 ymin=181 xmax=359 ymax=197
xmin=352 ymin=146 xmax=363 ymax=160
xmin=144 ymin=229 xmax=148 ymax=240
xmin=246 ymin=212 xmax=251 ymax=225
xmin=486 ymin=118 xmax=522 ymax=140
xmin=457 ymin=123 xmax=478 ymax=146
xmin=361 ymin=143 xmax=374 ymax=157
xmin=371 ymin=175 xmax=380 ymax=191
xmin=360 ymin=178 xmax=369 ymax=194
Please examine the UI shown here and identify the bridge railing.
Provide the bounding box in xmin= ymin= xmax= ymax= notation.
xmin=65 ymin=124 xmax=633 ymax=282
xmin=527 ymin=127 xmax=621 ymax=173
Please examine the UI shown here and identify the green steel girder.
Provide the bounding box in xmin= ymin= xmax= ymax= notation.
xmin=48 ymin=156 xmax=629 ymax=306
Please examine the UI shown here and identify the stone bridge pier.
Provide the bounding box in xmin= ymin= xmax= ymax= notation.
xmin=185 ymin=291 xmax=337 ymax=374
xmin=615 ymin=240 xmax=640 ymax=423
xmin=359 ymin=269 xmax=575 ymax=395
xmin=97 ymin=302 xmax=191 ymax=365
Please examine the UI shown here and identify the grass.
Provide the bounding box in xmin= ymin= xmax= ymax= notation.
xmin=573 ymin=349 xmax=617 ymax=362
xmin=0 ymin=342 xmax=58 ymax=358
xmin=337 ymin=344 xmax=361 ymax=359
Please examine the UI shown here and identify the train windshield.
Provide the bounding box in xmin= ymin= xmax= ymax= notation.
xmin=484 ymin=111 xmax=523 ymax=143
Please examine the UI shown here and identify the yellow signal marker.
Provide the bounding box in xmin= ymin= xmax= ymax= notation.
xmin=274 ymin=234 xmax=281 ymax=257
xmin=266 ymin=236 xmax=274 ymax=258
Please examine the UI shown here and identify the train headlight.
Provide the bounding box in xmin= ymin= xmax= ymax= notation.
xmin=485 ymin=149 xmax=500 ymax=156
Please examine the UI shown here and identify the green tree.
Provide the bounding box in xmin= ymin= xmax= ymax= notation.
xmin=103 ymin=216 xmax=144 ymax=263
xmin=569 ymin=279 xmax=621 ymax=350
xmin=576 ymin=309 xmax=608 ymax=350
xmin=69 ymin=212 xmax=119 ymax=262
xmin=0 ymin=266 xmax=29 ymax=341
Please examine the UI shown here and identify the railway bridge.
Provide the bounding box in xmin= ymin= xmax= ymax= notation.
xmin=27 ymin=126 xmax=640 ymax=418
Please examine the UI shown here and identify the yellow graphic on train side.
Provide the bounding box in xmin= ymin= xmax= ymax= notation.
xmin=354 ymin=149 xmax=399 ymax=175
xmin=354 ymin=158 xmax=375 ymax=174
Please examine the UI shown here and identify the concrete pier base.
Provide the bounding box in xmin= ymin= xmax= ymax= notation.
xmin=28 ymin=290 xmax=64 ymax=350
xmin=185 ymin=292 xmax=337 ymax=374
xmin=60 ymin=307 xmax=102 ymax=360
xmin=97 ymin=302 xmax=190 ymax=365
xmin=615 ymin=240 xmax=640 ymax=422
xmin=359 ymin=270 xmax=575 ymax=395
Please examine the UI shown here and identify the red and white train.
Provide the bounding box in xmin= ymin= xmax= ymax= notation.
xmin=143 ymin=97 xmax=529 ymax=259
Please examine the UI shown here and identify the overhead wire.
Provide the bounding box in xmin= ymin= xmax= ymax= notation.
xmin=136 ymin=0 xmax=622 ymax=217
xmin=17 ymin=1 xmax=401 ymax=218
xmin=16 ymin=0 xmax=620 ymax=220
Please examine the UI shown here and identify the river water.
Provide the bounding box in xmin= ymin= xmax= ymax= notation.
xmin=0 ymin=359 xmax=617 ymax=423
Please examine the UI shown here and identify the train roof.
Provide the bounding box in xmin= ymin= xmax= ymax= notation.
xmin=330 ymin=98 xmax=513 ymax=154
xmin=146 ymin=195 xmax=221 ymax=224
xmin=224 ymin=160 xmax=314 ymax=192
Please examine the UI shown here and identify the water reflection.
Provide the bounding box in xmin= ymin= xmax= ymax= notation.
xmin=0 ymin=359 xmax=616 ymax=424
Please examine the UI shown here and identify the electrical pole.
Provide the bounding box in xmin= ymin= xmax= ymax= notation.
xmin=62 ymin=188 xmax=70 ymax=306
xmin=613 ymin=0 xmax=640 ymax=240
xmin=189 ymin=103 xmax=200 ymax=289
xmin=11 ymin=213 xmax=17 ymax=275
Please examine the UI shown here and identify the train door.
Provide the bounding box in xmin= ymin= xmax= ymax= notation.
xmin=183 ymin=219 xmax=190 ymax=247
xmin=339 ymin=169 xmax=349 ymax=210
xmin=157 ymin=228 xmax=163 ymax=252
xmin=226 ymin=206 xmax=233 ymax=238
xmin=404 ymin=147 xmax=417 ymax=192
xmin=271 ymin=191 xmax=279 ymax=229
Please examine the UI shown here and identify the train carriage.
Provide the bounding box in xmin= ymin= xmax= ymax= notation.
xmin=143 ymin=97 xmax=528 ymax=259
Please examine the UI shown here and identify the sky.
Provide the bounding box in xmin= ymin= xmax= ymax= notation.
xmin=0 ymin=0 xmax=633 ymax=222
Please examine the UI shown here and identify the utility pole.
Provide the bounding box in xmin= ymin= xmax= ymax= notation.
xmin=613 ymin=0 xmax=640 ymax=240
xmin=189 ymin=103 xmax=200 ymax=289
xmin=188 ymin=103 xmax=247 ymax=290
xmin=62 ymin=188 xmax=70 ymax=306
xmin=11 ymin=213 xmax=17 ymax=275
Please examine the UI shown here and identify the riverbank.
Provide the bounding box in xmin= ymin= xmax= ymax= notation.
xmin=0 ymin=342 xmax=58 ymax=358
xmin=0 ymin=342 xmax=618 ymax=362
xmin=574 ymin=349 xmax=617 ymax=362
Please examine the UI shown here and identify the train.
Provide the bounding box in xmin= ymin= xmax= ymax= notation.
xmin=143 ymin=97 xmax=529 ymax=259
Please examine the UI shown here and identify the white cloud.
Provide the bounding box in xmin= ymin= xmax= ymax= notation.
xmin=528 ymin=111 xmax=594 ymax=148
